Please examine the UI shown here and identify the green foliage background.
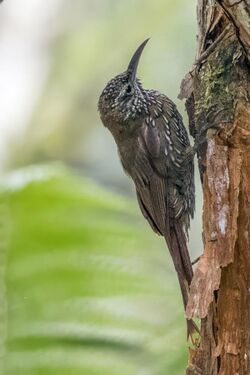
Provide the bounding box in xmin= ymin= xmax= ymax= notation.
xmin=8 ymin=0 xmax=197 ymax=186
xmin=1 ymin=0 xmax=201 ymax=373
xmin=3 ymin=167 xmax=187 ymax=374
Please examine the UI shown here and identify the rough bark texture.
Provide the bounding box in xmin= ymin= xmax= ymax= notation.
xmin=179 ymin=1 xmax=250 ymax=374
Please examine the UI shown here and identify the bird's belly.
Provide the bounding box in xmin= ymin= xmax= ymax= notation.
xmin=117 ymin=137 xmax=139 ymax=176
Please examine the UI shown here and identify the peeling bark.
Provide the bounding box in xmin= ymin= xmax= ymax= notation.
xmin=180 ymin=0 xmax=250 ymax=373
xmin=216 ymin=0 xmax=250 ymax=61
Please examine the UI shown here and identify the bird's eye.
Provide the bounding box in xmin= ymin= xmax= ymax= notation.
xmin=126 ymin=84 xmax=132 ymax=94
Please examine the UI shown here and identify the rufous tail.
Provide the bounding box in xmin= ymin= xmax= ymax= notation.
xmin=164 ymin=220 xmax=199 ymax=339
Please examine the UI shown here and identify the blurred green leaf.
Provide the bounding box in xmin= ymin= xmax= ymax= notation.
xmin=2 ymin=165 xmax=188 ymax=374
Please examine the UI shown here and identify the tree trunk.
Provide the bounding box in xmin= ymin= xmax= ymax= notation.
xmin=179 ymin=1 xmax=250 ymax=374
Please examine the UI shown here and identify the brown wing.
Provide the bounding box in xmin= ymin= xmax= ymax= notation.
xmin=132 ymin=133 xmax=167 ymax=236
xmin=132 ymin=93 xmax=198 ymax=337
xmin=133 ymin=91 xmax=194 ymax=234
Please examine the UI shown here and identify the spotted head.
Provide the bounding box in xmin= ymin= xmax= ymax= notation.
xmin=98 ymin=39 xmax=150 ymax=128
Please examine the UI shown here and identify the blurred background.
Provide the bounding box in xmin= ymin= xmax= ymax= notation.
xmin=0 ymin=1 xmax=202 ymax=374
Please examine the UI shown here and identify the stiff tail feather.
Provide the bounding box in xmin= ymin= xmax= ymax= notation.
xmin=164 ymin=221 xmax=199 ymax=339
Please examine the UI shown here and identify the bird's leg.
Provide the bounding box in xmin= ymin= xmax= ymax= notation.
xmin=192 ymin=256 xmax=201 ymax=266
xmin=182 ymin=117 xmax=227 ymax=165
xmin=180 ymin=124 xmax=212 ymax=165
xmin=181 ymin=145 xmax=195 ymax=165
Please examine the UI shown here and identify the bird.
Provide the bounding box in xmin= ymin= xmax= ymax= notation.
xmin=98 ymin=39 xmax=199 ymax=338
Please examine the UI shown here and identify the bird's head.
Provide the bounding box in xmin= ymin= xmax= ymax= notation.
xmin=98 ymin=39 xmax=149 ymax=124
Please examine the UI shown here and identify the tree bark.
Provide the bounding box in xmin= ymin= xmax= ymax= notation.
xmin=179 ymin=1 xmax=250 ymax=374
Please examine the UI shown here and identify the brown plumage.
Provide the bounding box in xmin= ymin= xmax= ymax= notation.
xmin=98 ymin=39 xmax=198 ymax=338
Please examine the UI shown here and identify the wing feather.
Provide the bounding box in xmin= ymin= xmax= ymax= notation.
xmin=133 ymin=91 xmax=194 ymax=232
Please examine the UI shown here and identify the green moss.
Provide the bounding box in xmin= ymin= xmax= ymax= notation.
xmin=194 ymin=40 xmax=242 ymax=127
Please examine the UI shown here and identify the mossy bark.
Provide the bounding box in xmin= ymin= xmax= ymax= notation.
xmin=180 ymin=1 xmax=250 ymax=374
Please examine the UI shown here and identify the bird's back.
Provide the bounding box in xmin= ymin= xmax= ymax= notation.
xmin=114 ymin=89 xmax=195 ymax=236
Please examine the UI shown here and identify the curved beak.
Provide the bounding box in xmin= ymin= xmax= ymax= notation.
xmin=127 ymin=38 xmax=149 ymax=82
